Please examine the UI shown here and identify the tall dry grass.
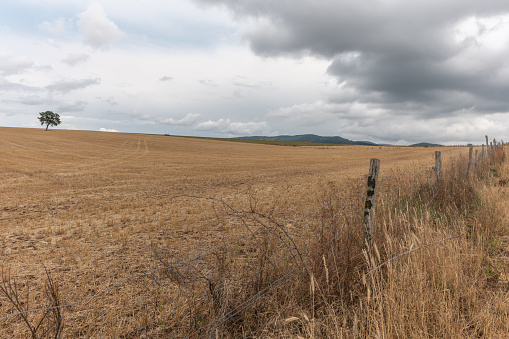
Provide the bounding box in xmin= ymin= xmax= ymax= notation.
xmin=124 ymin=147 xmax=509 ymax=338
xmin=273 ymin=147 xmax=509 ymax=338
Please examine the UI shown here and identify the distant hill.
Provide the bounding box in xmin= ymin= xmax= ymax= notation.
xmin=409 ymin=142 xmax=443 ymax=147
xmin=236 ymin=134 xmax=377 ymax=146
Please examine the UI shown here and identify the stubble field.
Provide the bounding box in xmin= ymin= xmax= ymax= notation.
xmin=0 ymin=127 xmax=470 ymax=337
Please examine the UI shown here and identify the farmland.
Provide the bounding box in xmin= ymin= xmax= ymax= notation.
xmin=0 ymin=127 xmax=494 ymax=337
xmin=1 ymin=127 xmax=464 ymax=264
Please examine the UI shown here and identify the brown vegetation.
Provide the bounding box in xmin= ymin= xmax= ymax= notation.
xmin=0 ymin=127 xmax=506 ymax=337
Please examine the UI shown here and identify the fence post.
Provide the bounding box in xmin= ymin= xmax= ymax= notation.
xmin=481 ymin=144 xmax=485 ymax=161
xmin=493 ymin=138 xmax=497 ymax=150
xmin=466 ymin=145 xmax=473 ymax=176
xmin=434 ymin=151 xmax=442 ymax=182
xmin=363 ymin=159 xmax=380 ymax=241
xmin=475 ymin=150 xmax=479 ymax=169
xmin=485 ymin=135 xmax=489 ymax=157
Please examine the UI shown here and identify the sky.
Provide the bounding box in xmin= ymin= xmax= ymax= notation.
xmin=1 ymin=0 xmax=509 ymax=145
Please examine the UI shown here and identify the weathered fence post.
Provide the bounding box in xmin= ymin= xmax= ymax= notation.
xmin=485 ymin=135 xmax=489 ymax=157
xmin=493 ymin=138 xmax=497 ymax=151
xmin=466 ymin=145 xmax=473 ymax=176
xmin=363 ymin=159 xmax=380 ymax=241
xmin=434 ymin=151 xmax=442 ymax=182
xmin=475 ymin=150 xmax=479 ymax=168
xmin=481 ymin=144 xmax=485 ymax=161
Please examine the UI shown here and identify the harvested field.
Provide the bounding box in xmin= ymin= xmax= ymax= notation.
xmin=0 ymin=127 xmax=471 ymax=337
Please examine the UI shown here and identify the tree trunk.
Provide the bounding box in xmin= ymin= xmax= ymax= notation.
xmin=45 ymin=124 xmax=49 ymax=131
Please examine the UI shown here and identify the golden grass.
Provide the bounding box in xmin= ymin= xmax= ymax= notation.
xmin=0 ymin=127 xmax=490 ymax=337
xmin=278 ymin=148 xmax=509 ymax=338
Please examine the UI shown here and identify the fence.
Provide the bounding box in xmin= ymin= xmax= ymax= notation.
xmin=0 ymin=136 xmax=505 ymax=338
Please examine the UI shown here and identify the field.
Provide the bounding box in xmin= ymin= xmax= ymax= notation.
xmin=0 ymin=127 xmax=490 ymax=337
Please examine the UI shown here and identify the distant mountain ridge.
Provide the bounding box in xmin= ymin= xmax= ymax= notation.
xmin=235 ymin=134 xmax=443 ymax=147
xmin=409 ymin=142 xmax=443 ymax=147
xmin=236 ymin=134 xmax=377 ymax=146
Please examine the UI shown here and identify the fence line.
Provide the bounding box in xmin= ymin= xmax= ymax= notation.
xmin=0 ymin=140 xmax=504 ymax=337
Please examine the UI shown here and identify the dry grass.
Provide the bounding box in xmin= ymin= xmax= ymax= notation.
xmin=0 ymin=126 xmax=495 ymax=337
xmin=276 ymin=147 xmax=509 ymax=338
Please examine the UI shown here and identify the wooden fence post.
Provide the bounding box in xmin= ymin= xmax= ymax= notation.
xmin=481 ymin=144 xmax=485 ymax=161
xmin=485 ymin=135 xmax=489 ymax=157
xmin=363 ymin=159 xmax=380 ymax=241
xmin=434 ymin=151 xmax=442 ymax=182
xmin=467 ymin=146 xmax=473 ymax=176
xmin=475 ymin=150 xmax=479 ymax=169
xmin=493 ymin=138 xmax=497 ymax=150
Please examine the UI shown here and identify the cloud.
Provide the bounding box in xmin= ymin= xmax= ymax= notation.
xmin=159 ymin=113 xmax=201 ymax=126
xmin=77 ymin=3 xmax=124 ymax=49
xmin=18 ymin=95 xmax=49 ymax=106
xmin=39 ymin=17 xmax=74 ymax=35
xmin=198 ymin=78 xmax=219 ymax=87
xmin=231 ymin=75 xmax=270 ymax=89
xmin=0 ymin=53 xmax=34 ymax=76
xmin=57 ymin=100 xmax=88 ymax=112
xmin=120 ymin=112 xmax=200 ymax=127
xmin=46 ymin=78 xmax=101 ymax=93
xmin=99 ymin=128 xmax=118 ymax=132
xmin=0 ymin=78 xmax=39 ymax=92
xmin=195 ymin=0 xmax=509 ymax=136
xmin=62 ymin=53 xmax=90 ymax=66
xmin=267 ymin=99 xmax=506 ymax=145
xmin=159 ymin=76 xmax=174 ymax=82
xmin=268 ymin=101 xmax=343 ymax=126
xmin=195 ymin=118 xmax=270 ymax=135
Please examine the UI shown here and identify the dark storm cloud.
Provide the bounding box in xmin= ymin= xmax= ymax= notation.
xmin=195 ymin=1 xmax=508 ymax=56
xmin=195 ymin=0 xmax=509 ymax=123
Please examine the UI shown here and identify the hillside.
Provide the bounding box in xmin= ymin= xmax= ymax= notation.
xmin=410 ymin=142 xmax=443 ymax=147
xmin=236 ymin=133 xmax=377 ymax=145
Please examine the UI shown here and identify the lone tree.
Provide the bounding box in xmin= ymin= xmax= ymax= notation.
xmin=38 ymin=111 xmax=61 ymax=131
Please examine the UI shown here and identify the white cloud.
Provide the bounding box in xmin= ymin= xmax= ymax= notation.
xmin=0 ymin=77 xmax=39 ymax=92
xmin=46 ymin=78 xmax=101 ymax=93
xmin=0 ymin=53 xmax=34 ymax=76
xmin=62 ymin=53 xmax=90 ymax=66
xmin=195 ymin=118 xmax=270 ymax=135
xmin=159 ymin=113 xmax=200 ymax=126
xmin=77 ymin=3 xmax=123 ymax=49
xmin=99 ymin=127 xmax=118 ymax=132
xmin=57 ymin=100 xmax=87 ymax=112
xmin=18 ymin=95 xmax=48 ymax=106
xmin=39 ymin=17 xmax=74 ymax=35
xmin=198 ymin=78 xmax=219 ymax=87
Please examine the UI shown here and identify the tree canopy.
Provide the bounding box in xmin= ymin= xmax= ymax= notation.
xmin=38 ymin=111 xmax=61 ymax=131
